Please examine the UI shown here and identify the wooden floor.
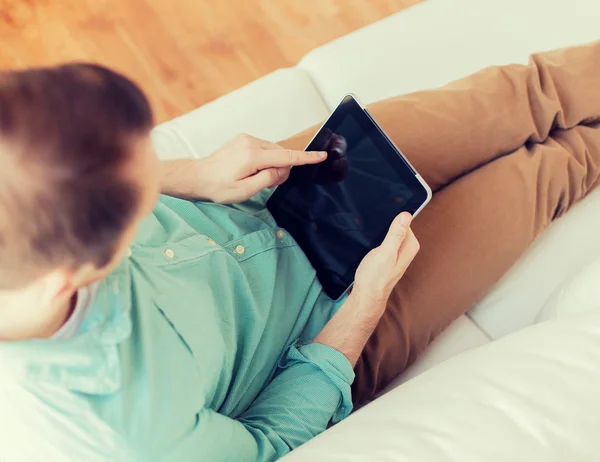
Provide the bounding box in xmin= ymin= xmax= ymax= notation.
xmin=0 ymin=0 xmax=421 ymax=123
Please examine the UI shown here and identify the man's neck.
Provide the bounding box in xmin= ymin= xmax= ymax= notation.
xmin=0 ymin=291 xmax=78 ymax=341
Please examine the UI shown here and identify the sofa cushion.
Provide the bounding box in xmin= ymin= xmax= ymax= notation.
xmin=282 ymin=307 xmax=600 ymax=462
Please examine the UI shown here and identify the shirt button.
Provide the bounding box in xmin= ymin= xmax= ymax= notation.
xmin=234 ymin=245 xmax=245 ymax=255
xmin=207 ymin=239 xmax=217 ymax=246
xmin=276 ymin=230 xmax=285 ymax=239
xmin=164 ymin=249 xmax=175 ymax=259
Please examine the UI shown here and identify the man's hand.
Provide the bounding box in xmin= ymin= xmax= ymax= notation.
xmin=313 ymin=212 xmax=419 ymax=366
xmin=353 ymin=212 xmax=419 ymax=303
xmin=160 ymin=134 xmax=327 ymax=204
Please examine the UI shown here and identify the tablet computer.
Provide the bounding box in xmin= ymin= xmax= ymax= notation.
xmin=267 ymin=94 xmax=431 ymax=300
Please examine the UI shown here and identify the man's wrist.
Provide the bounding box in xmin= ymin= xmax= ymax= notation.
xmin=160 ymin=159 xmax=213 ymax=201
xmin=313 ymin=288 xmax=388 ymax=366
xmin=339 ymin=289 xmax=389 ymax=330
xmin=349 ymin=285 xmax=390 ymax=313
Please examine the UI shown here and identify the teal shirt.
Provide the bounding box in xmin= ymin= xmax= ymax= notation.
xmin=0 ymin=194 xmax=354 ymax=462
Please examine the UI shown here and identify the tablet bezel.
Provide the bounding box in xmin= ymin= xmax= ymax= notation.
xmin=267 ymin=94 xmax=432 ymax=300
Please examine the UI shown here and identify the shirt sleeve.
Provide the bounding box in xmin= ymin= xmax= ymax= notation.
xmin=163 ymin=342 xmax=355 ymax=462
xmin=0 ymin=380 xmax=137 ymax=462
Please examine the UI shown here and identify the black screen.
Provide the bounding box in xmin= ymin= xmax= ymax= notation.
xmin=267 ymin=96 xmax=429 ymax=300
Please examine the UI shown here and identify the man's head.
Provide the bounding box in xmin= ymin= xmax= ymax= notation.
xmin=0 ymin=63 xmax=161 ymax=335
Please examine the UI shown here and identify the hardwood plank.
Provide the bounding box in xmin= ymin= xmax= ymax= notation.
xmin=0 ymin=0 xmax=422 ymax=122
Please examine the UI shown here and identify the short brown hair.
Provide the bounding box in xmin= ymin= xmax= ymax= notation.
xmin=0 ymin=63 xmax=153 ymax=289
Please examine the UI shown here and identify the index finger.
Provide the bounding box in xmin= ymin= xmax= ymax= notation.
xmin=256 ymin=149 xmax=327 ymax=169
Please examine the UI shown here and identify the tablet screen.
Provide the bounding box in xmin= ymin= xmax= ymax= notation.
xmin=267 ymin=95 xmax=430 ymax=300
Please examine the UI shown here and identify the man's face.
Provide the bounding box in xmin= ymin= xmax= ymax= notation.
xmin=79 ymin=135 xmax=161 ymax=286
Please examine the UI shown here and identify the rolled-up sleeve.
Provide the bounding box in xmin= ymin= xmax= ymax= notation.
xmin=279 ymin=342 xmax=354 ymax=422
xmin=238 ymin=341 xmax=354 ymax=453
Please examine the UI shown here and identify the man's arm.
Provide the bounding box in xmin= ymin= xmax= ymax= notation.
xmin=313 ymin=292 xmax=387 ymax=367
xmin=313 ymin=213 xmax=419 ymax=366
xmin=159 ymin=134 xmax=326 ymax=204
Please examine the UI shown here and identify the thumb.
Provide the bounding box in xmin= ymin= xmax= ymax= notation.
xmin=382 ymin=212 xmax=412 ymax=250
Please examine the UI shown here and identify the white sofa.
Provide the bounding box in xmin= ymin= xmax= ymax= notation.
xmin=151 ymin=0 xmax=600 ymax=460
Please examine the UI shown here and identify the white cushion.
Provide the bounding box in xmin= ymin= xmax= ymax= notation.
xmin=283 ymin=307 xmax=600 ymax=462
xmin=299 ymin=0 xmax=600 ymax=339
xmin=537 ymin=255 xmax=600 ymax=322
xmin=151 ymin=68 xmax=329 ymax=160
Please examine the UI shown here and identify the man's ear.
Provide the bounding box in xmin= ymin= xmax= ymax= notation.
xmin=39 ymin=267 xmax=75 ymax=306
xmin=40 ymin=263 xmax=97 ymax=305
xmin=59 ymin=263 xmax=98 ymax=296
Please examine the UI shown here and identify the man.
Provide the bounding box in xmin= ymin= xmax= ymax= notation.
xmin=1 ymin=41 xmax=600 ymax=461
xmin=0 ymin=63 xmax=419 ymax=462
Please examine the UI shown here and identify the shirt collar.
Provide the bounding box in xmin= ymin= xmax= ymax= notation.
xmin=51 ymin=282 xmax=99 ymax=341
